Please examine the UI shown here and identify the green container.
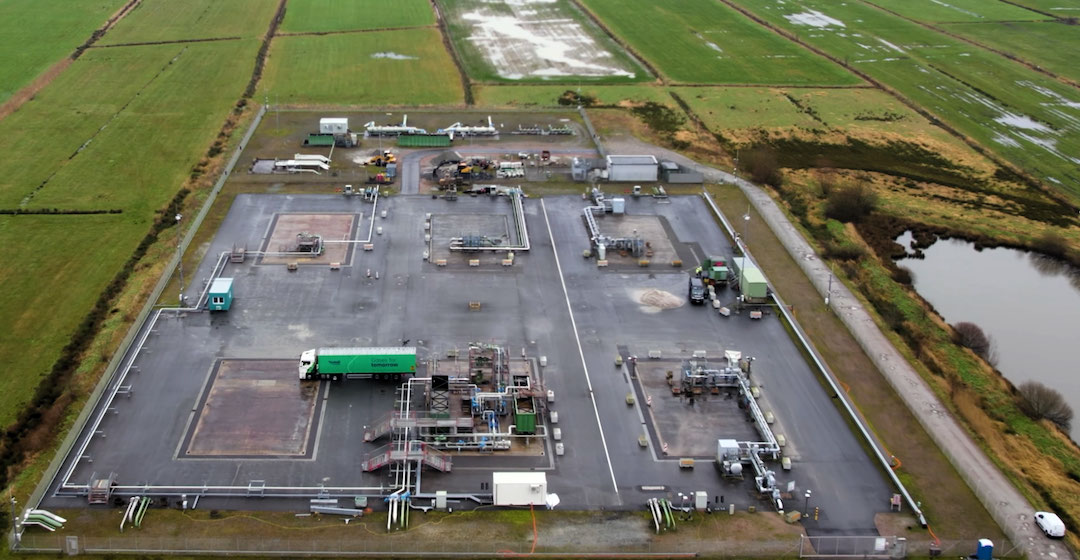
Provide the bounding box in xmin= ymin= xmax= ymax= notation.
xmin=316 ymin=347 xmax=416 ymax=375
xmin=514 ymin=398 xmax=537 ymax=434
xmin=398 ymin=134 xmax=451 ymax=148
xmin=305 ymin=134 xmax=335 ymax=147
xmin=739 ymin=266 xmax=768 ymax=300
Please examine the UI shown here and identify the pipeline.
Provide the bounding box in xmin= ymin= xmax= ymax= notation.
xmin=448 ymin=190 xmax=530 ymax=252
xmin=648 ymin=498 xmax=661 ymax=533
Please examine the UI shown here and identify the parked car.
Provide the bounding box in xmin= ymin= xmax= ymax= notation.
xmin=1035 ymin=511 xmax=1066 ymax=538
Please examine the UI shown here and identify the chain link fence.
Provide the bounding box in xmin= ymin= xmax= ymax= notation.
xmin=15 ymin=533 xmax=806 ymax=557
xmin=798 ymin=535 xmax=1022 ymax=559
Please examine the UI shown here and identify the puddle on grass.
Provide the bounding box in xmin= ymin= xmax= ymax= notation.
xmin=371 ymin=52 xmax=418 ymax=60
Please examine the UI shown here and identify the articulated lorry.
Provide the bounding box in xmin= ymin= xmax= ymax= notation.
xmin=299 ymin=347 xmax=417 ymax=381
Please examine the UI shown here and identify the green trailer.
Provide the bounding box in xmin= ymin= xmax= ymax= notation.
xmin=299 ymin=347 xmax=417 ymax=380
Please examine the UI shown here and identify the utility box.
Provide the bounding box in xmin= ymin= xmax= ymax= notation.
xmin=694 ymin=491 xmax=708 ymax=511
xmin=435 ymin=490 xmax=447 ymax=511
xmin=611 ymin=197 xmax=625 ymax=215
xmin=493 ymin=472 xmax=547 ymax=506
xmin=605 ymin=155 xmax=658 ymax=182
xmin=320 ymin=118 xmax=349 ymax=135
xmin=208 ymin=278 xmax=234 ymax=311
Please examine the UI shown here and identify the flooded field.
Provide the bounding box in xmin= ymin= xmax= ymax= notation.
xmin=439 ymin=0 xmax=645 ymax=82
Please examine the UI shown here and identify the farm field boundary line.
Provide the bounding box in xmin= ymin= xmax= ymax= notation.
xmin=277 ymin=24 xmax=438 ymax=38
xmin=565 ymin=0 xmax=663 ymax=83
xmin=715 ymin=0 xmax=1076 ymax=211
xmin=859 ymin=0 xmax=1080 ymax=91
xmin=471 ymin=81 xmax=875 ymax=89
xmin=430 ymin=0 xmax=473 ymax=105
xmin=997 ymin=0 xmax=1060 ymax=19
xmin=0 ymin=0 xmax=142 ymax=122
xmin=26 ymin=106 xmax=268 ymax=517
xmin=91 ymin=36 xmax=243 ymax=48
xmin=24 ymin=0 xmax=282 ymax=520
xmin=20 ymin=47 xmax=192 ymax=208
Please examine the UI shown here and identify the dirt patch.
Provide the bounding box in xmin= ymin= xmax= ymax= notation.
xmin=636 ymin=288 xmax=684 ymax=311
xmin=0 ymin=58 xmax=72 ymax=121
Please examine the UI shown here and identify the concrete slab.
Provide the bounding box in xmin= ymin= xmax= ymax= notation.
xmin=259 ymin=213 xmax=357 ymax=265
xmin=44 ymin=193 xmax=893 ymax=535
xmin=182 ymin=360 xmax=321 ymax=459
xmin=633 ymin=359 xmax=759 ymax=459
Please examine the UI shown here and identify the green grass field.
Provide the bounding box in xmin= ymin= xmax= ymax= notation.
xmin=736 ymin=0 xmax=1080 ymax=199
xmin=675 ymin=87 xmax=959 ymax=143
xmin=578 ymin=0 xmax=860 ymax=85
xmin=944 ymin=20 xmax=1080 ymax=83
xmin=0 ymin=0 xmax=126 ymax=103
xmin=0 ymin=216 xmax=147 ymax=426
xmin=474 ymin=85 xmax=671 ymax=107
xmin=279 ymin=0 xmax=435 ymax=33
xmin=0 ymin=40 xmax=261 ymax=427
xmin=1001 ymin=0 xmax=1080 ymax=15
xmin=437 ymin=0 xmax=649 ymax=83
xmin=864 ymin=0 xmax=1046 ymax=22
xmin=98 ymin=0 xmax=279 ymax=44
xmin=260 ymin=29 xmax=464 ymax=106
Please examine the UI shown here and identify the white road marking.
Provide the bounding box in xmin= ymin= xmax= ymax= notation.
xmin=541 ymin=199 xmax=620 ymax=497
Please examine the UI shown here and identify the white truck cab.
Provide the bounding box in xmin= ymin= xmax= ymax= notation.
xmin=299 ymin=349 xmax=316 ymax=380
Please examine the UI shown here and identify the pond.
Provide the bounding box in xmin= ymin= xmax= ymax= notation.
xmin=895 ymin=232 xmax=1080 ymax=432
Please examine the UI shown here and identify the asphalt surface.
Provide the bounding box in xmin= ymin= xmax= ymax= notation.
xmin=44 ymin=193 xmax=895 ymax=535
xmin=605 ymin=136 xmax=1075 ymax=559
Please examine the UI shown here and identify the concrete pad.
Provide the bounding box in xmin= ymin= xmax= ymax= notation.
xmin=260 ymin=213 xmax=357 ymax=265
xmin=633 ymin=359 xmax=759 ymax=458
xmin=182 ymin=360 xmax=322 ymax=458
xmin=429 ymin=212 xmax=510 ymax=266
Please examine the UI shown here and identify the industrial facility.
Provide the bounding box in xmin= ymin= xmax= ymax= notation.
xmin=26 ymin=109 xmax=907 ymax=552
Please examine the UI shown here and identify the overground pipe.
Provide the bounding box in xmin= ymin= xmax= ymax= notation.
xmin=701 ymin=190 xmax=928 ymax=527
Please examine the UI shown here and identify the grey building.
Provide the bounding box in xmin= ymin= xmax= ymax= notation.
xmin=605 ymin=155 xmax=658 ymax=182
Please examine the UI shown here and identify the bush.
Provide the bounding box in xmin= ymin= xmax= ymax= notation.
xmin=892 ymin=266 xmax=913 ymax=285
xmin=630 ymin=102 xmax=685 ymax=135
xmin=824 ymin=183 xmax=878 ymax=223
xmin=824 ymin=241 xmax=866 ymax=261
xmin=741 ymin=148 xmax=783 ymax=188
xmin=952 ymin=321 xmax=997 ymax=365
xmin=1018 ymin=381 xmax=1074 ymax=432
xmin=1034 ymin=231 xmax=1068 ymax=259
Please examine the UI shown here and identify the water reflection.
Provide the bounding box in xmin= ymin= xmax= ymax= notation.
xmin=895 ymin=231 xmax=1080 ymax=433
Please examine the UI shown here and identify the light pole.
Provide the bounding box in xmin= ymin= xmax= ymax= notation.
xmin=825 ymin=273 xmax=833 ymax=307
xmin=804 ymin=489 xmax=812 ymax=513
xmin=175 ymin=213 xmax=184 ymax=305
xmin=740 ymin=208 xmax=750 ymax=277
xmin=10 ymin=496 xmax=18 ymax=545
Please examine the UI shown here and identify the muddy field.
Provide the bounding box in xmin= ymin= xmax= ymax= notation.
xmin=438 ymin=0 xmax=648 ymax=82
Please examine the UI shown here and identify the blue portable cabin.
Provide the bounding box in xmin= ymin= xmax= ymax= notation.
xmin=208 ymin=278 xmax=234 ymax=311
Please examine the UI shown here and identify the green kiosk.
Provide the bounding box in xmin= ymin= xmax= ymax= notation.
xmin=208 ymin=278 xmax=234 ymax=311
